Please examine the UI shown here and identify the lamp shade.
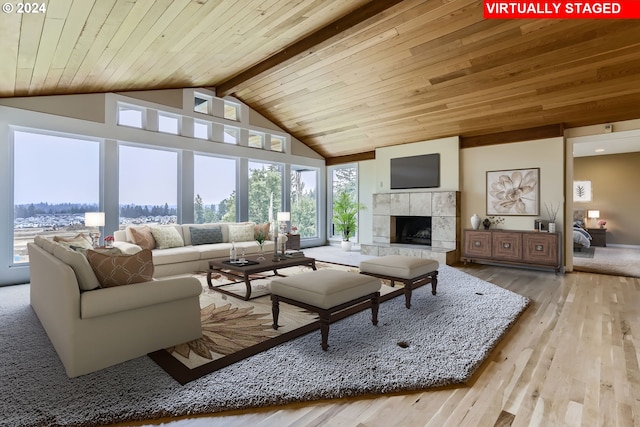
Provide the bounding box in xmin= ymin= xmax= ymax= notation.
xmin=85 ymin=212 xmax=105 ymax=227
xmin=277 ymin=211 xmax=290 ymax=221
xmin=587 ymin=210 xmax=600 ymax=219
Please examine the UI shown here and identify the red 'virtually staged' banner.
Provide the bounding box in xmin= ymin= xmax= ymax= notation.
xmin=484 ymin=0 xmax=640 ymax=19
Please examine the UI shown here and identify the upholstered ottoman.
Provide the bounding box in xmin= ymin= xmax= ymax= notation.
xmin=270 ymin=269 xmax=381 ymax=350
xmin=360 ymin=255 xmax=439 ymax=309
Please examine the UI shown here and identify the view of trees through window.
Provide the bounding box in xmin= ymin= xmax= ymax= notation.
xmin=248 ymin=161 xmax=282 ymax=224
xmin=194 ymin=155 xmax=236 ymax=223
xmin=291 ymin=167 xmax=318 ymax=238
xmin=331 ymin=165 xmax=358 ymax=238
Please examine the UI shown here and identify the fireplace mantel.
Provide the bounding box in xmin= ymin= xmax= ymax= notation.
xmin=361 ymin=191 xmax=460 ymax=265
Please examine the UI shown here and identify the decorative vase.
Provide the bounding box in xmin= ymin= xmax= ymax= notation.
xmin=257 ymin=242 xmax=265 ymax=261
xmin=548 ymin=222 xmax=556 ymax=233
xmin=471 ymin=214 xmax=481 ymax=230
xmin=482 ymin=218 xmax=491 ymax=230
xmin=341 ymin=240 xmax=353 ymax=252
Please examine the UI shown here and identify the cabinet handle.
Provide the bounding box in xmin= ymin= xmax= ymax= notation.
xmin=503 ymin=242 xmax=510 ymax=249
xmin=535 ymin=245 xmax=544 ymax=251
xmin=474 ymin=241 xmax=481 ymax=247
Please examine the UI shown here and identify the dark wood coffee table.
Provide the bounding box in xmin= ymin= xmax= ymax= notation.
xmin=207 ymin=254 xmax=317 ymax=300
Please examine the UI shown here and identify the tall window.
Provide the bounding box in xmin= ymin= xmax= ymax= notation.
xmin=248 ymin=161 xmax=282 ymax=224
xmin=119 ymin=145 xmax=177 ymax=226
xmin=194 ymin=155 xmax=236 ymax=223
xmin=330 ymin=164 xmax=358 ymax=239
xmin=291 ymin=167 xmax=318 ymax=238
xmin=13 ymin=131 xmax=100 ymax=263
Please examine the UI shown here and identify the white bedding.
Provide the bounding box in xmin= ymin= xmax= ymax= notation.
xmin=573 ymin=227 xmax=591 ymax=248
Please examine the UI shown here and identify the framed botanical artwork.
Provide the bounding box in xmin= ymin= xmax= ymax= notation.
xmin=486 ymin=168 xmax=539 ymax=215
xmin=573 ymin=180 xmax=592 ymax=202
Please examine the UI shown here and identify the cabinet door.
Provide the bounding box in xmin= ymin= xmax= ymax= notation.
xmin=464 ymin=230 xmax=491 ymax=258
xmin=523 ymin=233 xmax=558 ymax=265
xmin=492 ymin=232 xmax=522 ymax=261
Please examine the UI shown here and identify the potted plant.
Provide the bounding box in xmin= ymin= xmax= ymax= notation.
xmin=332 ymin=190 xmax=366 ymax=251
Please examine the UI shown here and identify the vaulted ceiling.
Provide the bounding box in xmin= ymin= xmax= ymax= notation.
xmin=2 ymin=0 xmax=640 ymax=161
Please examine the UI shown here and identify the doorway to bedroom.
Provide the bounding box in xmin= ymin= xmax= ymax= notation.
xmin=570 ymin=127 xmax=640 ymax=278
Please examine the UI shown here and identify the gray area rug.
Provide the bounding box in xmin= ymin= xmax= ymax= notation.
xmin=0 ymin=265 xmax=529 ymax=427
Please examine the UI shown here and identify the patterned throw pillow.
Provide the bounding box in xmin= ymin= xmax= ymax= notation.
xmin=129 ymin=226 xmax=156 ymax=250
xmin=254 ymin=222 xmax=270 ymax=240
xmin=189 ymin=226 xmax=223 ymax=245
xmin=228 ymin=223 xmax=255 ymax=242
xmin=86 ymin=249 xmax=154 ymax=288
xmin=53 ymin=233 xmax=93 ymax=250
xmin=149 ymin=226 xmax=184 ymax=249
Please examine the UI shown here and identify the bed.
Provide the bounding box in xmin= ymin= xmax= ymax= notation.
xmin=573 ymin=209 xmax=592 ymax=250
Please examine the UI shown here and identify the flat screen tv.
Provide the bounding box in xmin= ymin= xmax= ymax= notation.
xmin=390 ymin=153 xmax=440 ymax=189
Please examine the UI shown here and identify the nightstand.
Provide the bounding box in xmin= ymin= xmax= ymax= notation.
xmin=286 ymin=233 xmax=301 ymax=250
xmin=587 ymin=228 xmax=607 ymax=247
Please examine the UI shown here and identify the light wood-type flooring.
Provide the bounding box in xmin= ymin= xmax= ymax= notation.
xmin=115 ymin=264 xmax=640 ymax=427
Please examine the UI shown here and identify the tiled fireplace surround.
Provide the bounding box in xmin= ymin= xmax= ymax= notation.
xmin=360 ymin=191 xmax=460 ymax=265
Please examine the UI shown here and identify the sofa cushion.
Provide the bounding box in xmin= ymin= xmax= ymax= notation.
xmin=190 ymin=226 xmax=223 ymax=245
xmin=228 ymin=223 xmax=255 ymax=242
xmin=129 ymin=226 xmax=156 ymax=250
xmin=151 ymin=246 xmax=201 ymax=264
xmin=53 ymin=233 xmax=93 ymax=250
xmin=52 ymin=244 xmax=101 ymax=291
xmin=150 ymin=226 xmax=184 ymax=249
xmin=86 ymin=249 xmax=154 ymax=288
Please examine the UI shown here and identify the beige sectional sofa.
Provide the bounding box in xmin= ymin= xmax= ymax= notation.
xmin=113 ymin=222 xmax=276 ymax=277
xmin=28 ymin=236 xmax=203 ymax=378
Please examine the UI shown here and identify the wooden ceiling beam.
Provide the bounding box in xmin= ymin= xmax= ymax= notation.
xmin=459 ymin=124 xmax=566 ymax=149
xmin=325 ymin=151 xmax=376 ymax=166
xmin=215 ymin=0 xmax=404 ymax=97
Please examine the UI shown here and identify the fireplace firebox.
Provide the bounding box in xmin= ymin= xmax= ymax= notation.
xmin=391 ymin=216 xmax=432 ymax=246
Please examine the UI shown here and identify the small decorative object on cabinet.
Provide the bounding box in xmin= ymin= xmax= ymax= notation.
xmin=463 ymin=229 xmax=561 ymax=273
xmin=587 ymin=228 xmax=606 ymax=247
xmin=470 ymin=214 xmax=481 ymax=230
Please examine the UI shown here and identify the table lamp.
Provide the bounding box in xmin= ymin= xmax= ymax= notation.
xmin=277 ymin=211 xmax=290 ymax=235
xmin=587 ymin=210 xmax=600 ymax=228
xmin=85 ymin=212 xmax=105 ymax=247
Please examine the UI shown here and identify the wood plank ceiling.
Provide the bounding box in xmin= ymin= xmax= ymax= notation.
xmin=2 ymin=0 xmax=640 ymax=161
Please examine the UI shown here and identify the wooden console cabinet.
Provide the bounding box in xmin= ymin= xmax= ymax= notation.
xmin=463 ymin=229 xmax=561 ymax=273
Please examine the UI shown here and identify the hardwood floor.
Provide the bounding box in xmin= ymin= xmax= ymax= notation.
xmin=115 ymin=264 xmax=640 ymax=427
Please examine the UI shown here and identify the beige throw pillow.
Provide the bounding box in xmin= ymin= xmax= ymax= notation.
xmin=86 ymin=249 xmax=154 ymax=288
xmin=129 ymin=226 xmax=156 ymax=250
xmin=150 ymin=226 xmax=184 ymax=249
xmin=228 ymin=223 xmax=256 ymax=242
xmin=53 ymin=233 xmax=93 ymax=250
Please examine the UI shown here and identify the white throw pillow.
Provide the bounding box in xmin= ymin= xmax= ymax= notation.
xmin=150 ymin=226 xmax=184 ymax=249
xmin=228 ymin=223 xmax=256 ymax=242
